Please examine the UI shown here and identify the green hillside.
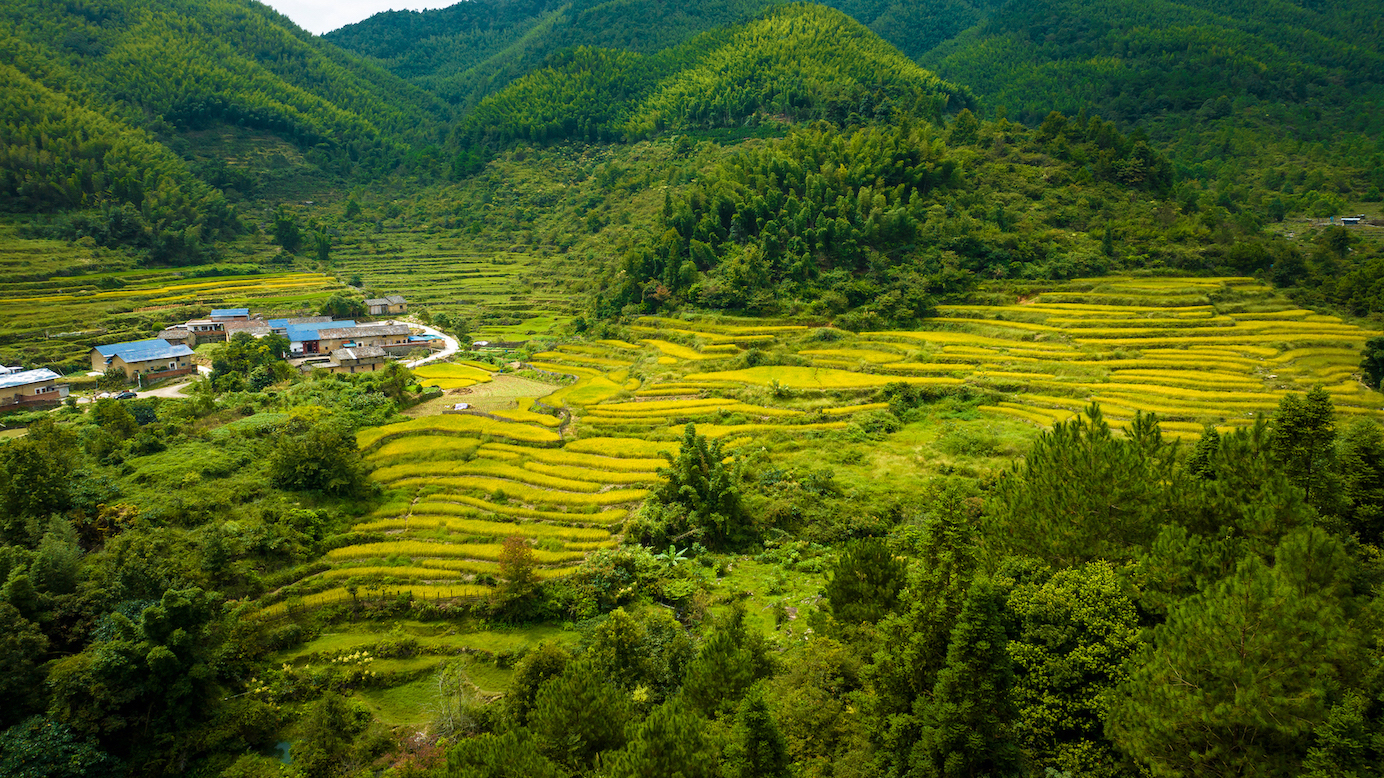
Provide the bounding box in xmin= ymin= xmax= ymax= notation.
xmin=0 ymin=0 xmax=447 ymax=158
xmin=919 ymin=0 xmax=1384 ymax=129
xmin=457 ymin=4 xmax=970 ymax=145
xmin=325 ymin=0 xmax=771 ymax=108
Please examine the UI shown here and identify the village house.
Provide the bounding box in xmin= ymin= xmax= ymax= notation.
xmin=268 ymin=316 xmax=331 ymax=337
xmin=327 ymin=345 xmax=388 ymax=374
xmin=184 ymin=318 xmax=226 ymax=340
xmin=222 ymin=319 xmax=273 ymax=338
xmin=316 ymin=323 xmax=411 ymax=353
xmin=156 ymin=327 xmax=196 ymax=348
xmin=91 ymin=339 xmax=196 ymax=381
xmin=209 ymin=308 xmax=251 ymax=321
xmin=287 ymin=320 xmax=356 ymax=355
xmin=365 ymin=295 xmax=407 ymax=316
xmin=0 ymin=366 xmax=69 ymax=407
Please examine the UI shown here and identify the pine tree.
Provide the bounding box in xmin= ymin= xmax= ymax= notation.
xmin=824 ymin=537 xmax=905 ymax=624
xmin=723 ymin=687 xmax=791 ymax=778
xmin=682 ymin=604 xmax=771 ymax=717
xmin=1107 ymin=527 xmax=1355 ymax=778
xmin=1270 ymin=387 xmax=1337 ymax=512
xmin=604 ymin=699 xmax=713 ymax=778
xmin=866 ymin=486 xmax=981 ymax=777
xmin=989 ymin=405 xmax=1174 ymax=565
xmin=443 ymin=729 xmax=563 ymax=778
xmin=528 ymin=659 xmax=630 ymax=769
xmin=1362 ymin=337 xmax=1384 ymax=390
xmin=911 ymin=577 xmax=1022 ymax=778
xmin=1338 ymin=419 xmax=1384 ymax=544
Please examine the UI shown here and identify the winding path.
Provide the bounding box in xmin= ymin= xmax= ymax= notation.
xmin=398 ymin=320 xmax=460 ymax=368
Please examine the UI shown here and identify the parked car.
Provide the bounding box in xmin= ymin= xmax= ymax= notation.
xmin=114 ymin=391 xmax=138 ymax=400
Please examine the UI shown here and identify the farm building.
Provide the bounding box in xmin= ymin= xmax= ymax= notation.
xmin=365 ymin=295 xmax=407 ymax=315
xmin=316 ymin=324 xmax=411 ymax=353
xmin=185 ymin=318 xmax=225 ymax=340
xmin=268 ymin=316 xmax=331 ymax=336
xmin=91 ymin=339 xmax=195 ymax=380
xmin=287 ymin=320 xmax=356 ymax=354
xmin=328 ymin=345 xmax=388 ymax=373
xmin=209 ymin=308 xmax=251 ymax=321
xmin=222 ymin=319 xmax=273 ymax=338
xmin=156 ymin=327 xmax=196 ymax=348
xmin=0 ymin=367 xmax=68 ymax=407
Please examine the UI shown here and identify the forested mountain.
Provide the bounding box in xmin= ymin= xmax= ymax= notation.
xmin=456 ymin=5 xmax=970 ymax=145
xmin=919 ymin=0 xmax=1384 ymax=129
xmin=0 ymin=0 xmax=451 ymax=260
xmin=0 ymin=0 xmax=447 ymax=155
xmin=326 ymin=0 xmax=773 ymax=109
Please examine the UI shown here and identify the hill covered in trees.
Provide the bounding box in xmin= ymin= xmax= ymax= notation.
xmin=456 ymin=5 xmax=970 ymax=145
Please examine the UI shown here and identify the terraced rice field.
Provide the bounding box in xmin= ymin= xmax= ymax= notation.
xmin=0 ymin=220 xmax=350 ymax=365
xmin=329 ymin=223 xmax=575 ymax=344
xmin=264 ymin=275 xmax=1383 ymax=616
xmin=917 ymin=277 xmax=1384 ymax=433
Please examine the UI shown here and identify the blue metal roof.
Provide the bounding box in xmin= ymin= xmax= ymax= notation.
xmin=286 ymin=320 xmax=355 ymax=342
xmin=210 ymin=308 xmax=250 ymax=318
xmin=0 ymin=368 xmax=61 ymax=390
xmin=94 ymin=339 xmax=195 ymax=363
xmin=267 ymin=318 xmax=289 ymax=329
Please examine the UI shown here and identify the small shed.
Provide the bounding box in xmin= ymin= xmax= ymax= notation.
xmin=209 ymin=308 xmax=251 ymax=321
xmin=365 ymin=295 xmax=408 ymax=316
xmin=91 ymin=339 xmax=195 ymax=380
xmin=0 ymin=368 xmax=68 ymax=406
xmin=329 ymin=345 xmax=388 ymax=374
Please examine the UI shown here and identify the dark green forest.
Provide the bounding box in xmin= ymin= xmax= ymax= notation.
xmin=3 ymin=0 xmax=1384 ymax=776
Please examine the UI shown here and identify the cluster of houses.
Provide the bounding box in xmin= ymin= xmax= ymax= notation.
xmin=0 ymin=294 xmax=432 ymax=408
xmin=0 ymin=365 xmax=70 ymax=408
xmin=95 ymin=296 xmax=439 ymax=378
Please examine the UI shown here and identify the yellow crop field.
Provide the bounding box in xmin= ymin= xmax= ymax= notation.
xmin=390 ymin=475 xmax=650 ymax=506
xmin=639 ymin=339 xmax=714 ymax=360
xmin=586 ymin=402 xmax=801 ymax=420
xmin=636 ymin=317 xmax=808 ymax=335
xmin=660 ymin=421 xmax=849 ymax=439
xmin=357 ymin=515 xmax=611 ymax=542
xmin=597 ymin=339 xmax=644 ymax=350
xmin=412 ymin=495 xmax=629 ymax=524
xmin=319 ymin=566 xmax=466 ymax=580
xmin=491 ymin=397 xmax=563 ymax=427
xmin=414 ymin=363 xmax=494 ymax=382
xmin=1267 ymin=347 xmax=1361 ymax=364
xmin=256 ymin=583 xmax=497 ymax=618
xmin=821 ymin=402 xmax=890 ymax=415
xmin=372 ymin=459 xmax=601 ymax=492
xmin=481 ymin=442 xmax=664 ymax=472
xmin=547 ymin=373 xmax=635 ymax=407
xmin=981 ymin=405 xmax=1060 ymax=425
xmin=524 ymin=461 xmax=659 ymax=484
xmin=1079 ymin=334 xmax=1366 ymax=349
xmin=533 ymin=351 xmax=633 ymax=369
xmin=368 ymin=436 xmax=481 ymax=463
xmin=529 ymin=361 xmax=604 ymax=377
xmin=328 ymin=540 xmax=587 ymax=564
xmin=591 ymin=398 xmax=731 ymax=413
xmin=414 ymin=559 xmax=577 ymax=579
xmin=929 ymin=317 xmax=1066 ymax=333
xmin=685 ymin=366 xmax=965 ymax=389
xmin=565 ymin=437 xmax=677 ymax=458
xmin=356 ymin=414 xmax=561 ymax=449
xmin=800 ymin=348 xmax=909 ymax=363
xmin=1109 ymin=372 xmax=1263 ymax=390
xmin=880 ymin=362 xmax=975 ymax=373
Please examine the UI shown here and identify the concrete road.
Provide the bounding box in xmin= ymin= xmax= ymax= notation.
xmin=399 ymin=320 xmax=460 ymax=368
